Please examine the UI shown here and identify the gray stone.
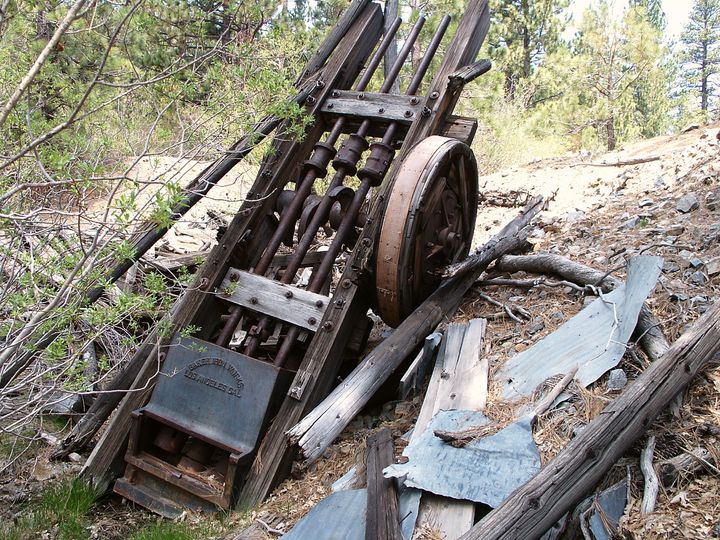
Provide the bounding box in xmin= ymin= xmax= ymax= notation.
xmin=620 ymin=216 xmax=639 ymax=230
xmin=670 ymin=292 xmax=689 ymax=302
xmin=689 ymin=257 xmax=704 ymax=268
xmin=663 ymin=261 xmax=680 ymax=273
xmin=639 ymin=198 xmax=654 ymax=208
xmin=665 ymin=224 xmax=685 ymax=236
xmin=607 ymin=369 xmax=627 ymax=391
xmin=527 ymin=318 xmax=545 ymax=336
xmin=677 ymin=193 xmax=700 ymax=213
xmin=706 ymin=256 xmax=720 ymax=276
xmin=551 ymin=311 xmax=565 ymax=322
xmin=654 ymin=175 xmax=666 ymax=189
xmin=706 ymin=190 xmax=720 ymax=211
xmin=690 ymin=271 xmax=707 ymax=286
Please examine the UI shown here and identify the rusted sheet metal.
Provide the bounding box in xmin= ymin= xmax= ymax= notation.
xmin=496 ymin=256 xmax=663 ymax=400
xmin=384 ymin=409 xmax=541 ymax=508
xmin=281 ymin=489 xmax=367 ymax=540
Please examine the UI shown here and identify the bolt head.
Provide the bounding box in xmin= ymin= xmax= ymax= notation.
xmin=315 ymin=300 xmax=324 ymax=308
xmin=308 ymin=317 xmax=317 ymax=325
xmin=250 ymin=297 xmax=258 ymax=305
xmin=285 ymin=290 xmax=293 ymax=299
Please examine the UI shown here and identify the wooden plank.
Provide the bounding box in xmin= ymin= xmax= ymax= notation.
xmin=441 ymin=115 xmax=478 ymax=145
xmin=218 ymin=269 xmax=329 ymax=331
xmin=462 ymin=301 xmax=720 ymax=540
xmin=365 ymin=428 xmax=402 ymax=540
xmin=417 ymin=319 xmax=488 ymax=540
xmin=320 ymin=90 xmax=422 ymax=126
xmin=80 ymin=2 xmax=385 ymax=494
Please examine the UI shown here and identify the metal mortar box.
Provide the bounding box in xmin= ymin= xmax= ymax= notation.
xmin=142 ymin=336 xmax=290 ymax=455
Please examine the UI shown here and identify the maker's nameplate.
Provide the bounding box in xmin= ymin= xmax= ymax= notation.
xmin=184 ymin=357 xmax=245 ymax=398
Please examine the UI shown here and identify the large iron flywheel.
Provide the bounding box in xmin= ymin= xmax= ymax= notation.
xmin=376 ymin=136 xmax=478 ymax=327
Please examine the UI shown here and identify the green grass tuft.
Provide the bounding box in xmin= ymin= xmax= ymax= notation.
xmin=127 ymin=521 xmax=197 ymax=540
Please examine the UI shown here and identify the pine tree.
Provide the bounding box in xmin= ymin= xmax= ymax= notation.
xmin=681 ymin=0 xmax=720 ymax=116
xmin=488 ymin=0 xmax=569 ymax=100
xmin=629 ymin=0 xmax=666 ymax=29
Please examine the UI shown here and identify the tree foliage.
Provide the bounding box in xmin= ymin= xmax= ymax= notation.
xmin=681 ymin=0 xmax=720 ymax=115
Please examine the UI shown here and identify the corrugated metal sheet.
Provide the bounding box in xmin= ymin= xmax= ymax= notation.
xmin=496 ymin=256 xmax=663 ymax=400
xmin=280 ymin=489 xmax=367 ymax=540
xmin=384 ymin=409 xmax=541 ymax=508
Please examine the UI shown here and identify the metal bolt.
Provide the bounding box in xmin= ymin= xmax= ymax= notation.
xmin=199 ymin=278 xmax=210 ymax=290
xmin=230 ymin=273 xmax=239 ymax=282
xmin=285 ymin=290 xmax=293 ymax=299
xmin=262 ymin=169 xmax=272 ymax=177
xmin=308 ymin=317 xmax=317 ymax=325
xmin=421 ymin=107 xmax=431 ymax=117
xmin=315 ymin=300 xmax=324 ymax=308
xmin=358 ymin=92 xmax=365 ymax=100
xmin=323 ymin=321 xmax=334 ymax=331
xmin=335 ymin=298 xmax=345 ymax=307
xmin=404 ymin=110 xmax=413 ymax=118
xmin=332 ymin=90 xmax=340 ymax=97
xmin=341 ymin=279 xmax=352 ymax=289
xmin=378 ymin=107 xmax=385 ymax=113
xmin=250 ymin=297 xmax=258 ymax=305
xmin=306 ymin=96 xmax=316 ymax=105
xmin=410 ymin=96 xmax=419 ymax=105
xmin=327 ymin=103 xmax=334 ymax=109
xmin=361 ymin=237 xmax=372 ymax=247
xmin=430 ymin=91 xmax=439 ymax=99
xmin=316 ymin=80 xmax=325 ymax=88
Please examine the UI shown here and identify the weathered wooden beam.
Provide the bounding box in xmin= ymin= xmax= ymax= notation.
xmin=287 ymin=196 xmax=544 ymax=464
xmin=78 ymin=3 xmax=385 ymax=492
xmin=218 ymin=269 xmax=329 ymax=331
xmin=449 ymin=59 xmax=492 ymax=87
xmin=443 ymin=115 xmax=478 ymax=145
xmin=417 ymin=319 xmax=488 ymax=539
xmin=298 ymin=0 xmax=372 ymax=82
xmin=460 ymin=301 xmax=720 ymax=540
xmin=365 ymin=428 xmax=402 ymax=540
xmin=320 ymin=90 xmax=422 ymax=126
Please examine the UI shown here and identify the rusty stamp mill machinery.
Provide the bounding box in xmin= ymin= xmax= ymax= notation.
xmin=111 ymin=0 xmax=492 ymax=516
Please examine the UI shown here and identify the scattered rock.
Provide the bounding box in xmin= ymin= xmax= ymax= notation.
xmin=670 ymin=292 xmax=688 ymax=302
xmin=619 ymin=216 xmax=640 ymax=230
xmin=638 ymin=198 xmax=654 ymax=208
xmin=689 ymin=257 xmax=704 ymax=268
xmin=678 ymin=250 xmax=696 ymax=268
xmin=706 ymin=190 xmax=720 ymax=211
xmin=706 ymin=256 xmax=720 ymax=277
xmin=676 ymin=193 xmax=700 ymax=213
xmin=607 ymin=369 xmax=627 ymax=391
xmin=681 ymin=123 xmax=700 ymax=133
xmin=689 ymin=271 xmax=707 ymax=286
xmin=527 ymin=318 xmax=545 ymax=336
xmin=665 ymin=224 xmax=685 ymax=236
xmin=654 ymin=175 xmax=666 ymax=189
xmin=663 ymin=261 xmax=680 ymax=274
xmin=551 ymin=311 xmax=565 ymax=322
xmin=67 ymin=453 xmax=84 ymax=464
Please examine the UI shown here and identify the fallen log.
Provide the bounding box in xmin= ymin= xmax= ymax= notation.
xmin=493 ymin=253 xmax=670 ymax=362
xmin=459 ymin=300 xmax=720 ymax=540
xmin=656 ymin=447 xmax=716 ymax=487
xmin=287 ymin=196 xmax=545 ymax=464
xmin=365 ymin=428 xmax=402 ymax=540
